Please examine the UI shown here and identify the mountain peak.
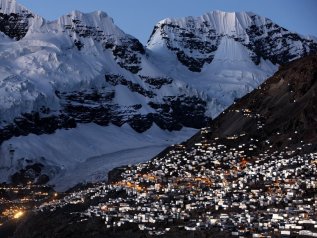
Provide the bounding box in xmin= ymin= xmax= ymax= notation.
xmin=92 ymin=10 xmax=110 ymax=19
xmin=148 ymin=10 xmax=317 ymax=70
xmin=53 ymin=9 xmax=124 ymax=39
xmin=155 ymin=10 xmax=267 ymax=37
xmin=0 ymin=0 xmax=29 ymax=14
xmin=67 ymin=9 xmax=110 ymax=20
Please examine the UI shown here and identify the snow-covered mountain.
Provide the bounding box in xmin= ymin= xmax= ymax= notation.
xmin=0 ymin=0 xmax=316 ymax=189
xmin=147 ymin=11 xmax=317 ymax=115
xmin=0 ymin=0 xmax=208 ymax=145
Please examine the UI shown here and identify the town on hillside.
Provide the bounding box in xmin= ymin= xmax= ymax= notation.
xmin=36 ymin=127 xmax=317 ymax=237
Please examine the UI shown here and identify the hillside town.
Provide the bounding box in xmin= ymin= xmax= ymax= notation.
xmin=37 ymin=127 xmax=317 ymax=237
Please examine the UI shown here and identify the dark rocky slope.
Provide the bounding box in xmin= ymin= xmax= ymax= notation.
xmin=185 ymin=53 xmax=317 ymax=152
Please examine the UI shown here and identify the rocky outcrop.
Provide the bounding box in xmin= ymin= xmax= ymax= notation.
xmin=0 ymin=112 xmax=76 ymax=144
xmin=62 ymin=12 xmax=145 ymax=74
xmin=105 ymin=74 xmax=155 ymax=97
xmin=104 ymin=38 xmax=144 ymax=74
xmin=139 ymin=75 xmax=172 ymax=89
xmin=0 ymin=11 xmax=33 ymax=40
xmin=149 ymin=21 xmax=221 ymax=72
xmin=244 ymin=14 xmax=317 ymax=65
xmin=0 ymin=0 xmax=35 ymax=40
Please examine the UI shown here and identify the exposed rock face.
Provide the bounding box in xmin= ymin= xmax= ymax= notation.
xmin=0 ymin=112 xmax=76 ymax=143
xmin=105 ymin=74 xmax=155 ymax=98
xmin=0 ymin=0 xmax=36 ymax=40
xmin=0 ymin=11 xmax=33 ymax=40
xmin=104 ymin=38 xmax=145 ymax=74
xmin=60 ymin=10 xmax=145 ymax=74
xmin=0 ymin=75 xmax=208 ymax=144
xmin=148 ymin=20 xmax=220 ymax=72
xmin=244 ymin=14 xmax=317 ymax=65
xmin=139 ymin=75 xmax=172 ymax=89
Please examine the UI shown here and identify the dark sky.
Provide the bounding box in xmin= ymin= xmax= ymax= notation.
xmin=19 ymin=0 xmax=317 ymax=44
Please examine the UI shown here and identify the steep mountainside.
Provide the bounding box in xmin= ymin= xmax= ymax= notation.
xmin=183 ymin=54 xmax=317 ymax=153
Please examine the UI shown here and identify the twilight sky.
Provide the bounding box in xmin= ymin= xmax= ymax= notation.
xmin=19 ymin=0 xmax=317 ymax=44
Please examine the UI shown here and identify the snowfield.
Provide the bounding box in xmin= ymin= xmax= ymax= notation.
xmin=0 ymin=123 xmax=197 ymax=191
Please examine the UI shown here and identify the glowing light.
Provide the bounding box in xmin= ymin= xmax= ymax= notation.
xmin=13 ymin=211 xmax=24 ymax=219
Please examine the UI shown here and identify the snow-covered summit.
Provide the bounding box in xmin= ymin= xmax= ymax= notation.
xmin=0 ymin=0 xmax=28 ymax=14
xmin=148 ymin=10 xmax=316 ymax=68
xmin=158 ymin=10 xmax=254 ymax=36
xmin=51 ymin=10 xmax=125 ymax=37
xmin=146 ymin=10 xmax=317 ymax=116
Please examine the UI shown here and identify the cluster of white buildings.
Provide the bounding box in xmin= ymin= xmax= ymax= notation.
xmin=37 ymin=129 xmax=317 ymax=237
